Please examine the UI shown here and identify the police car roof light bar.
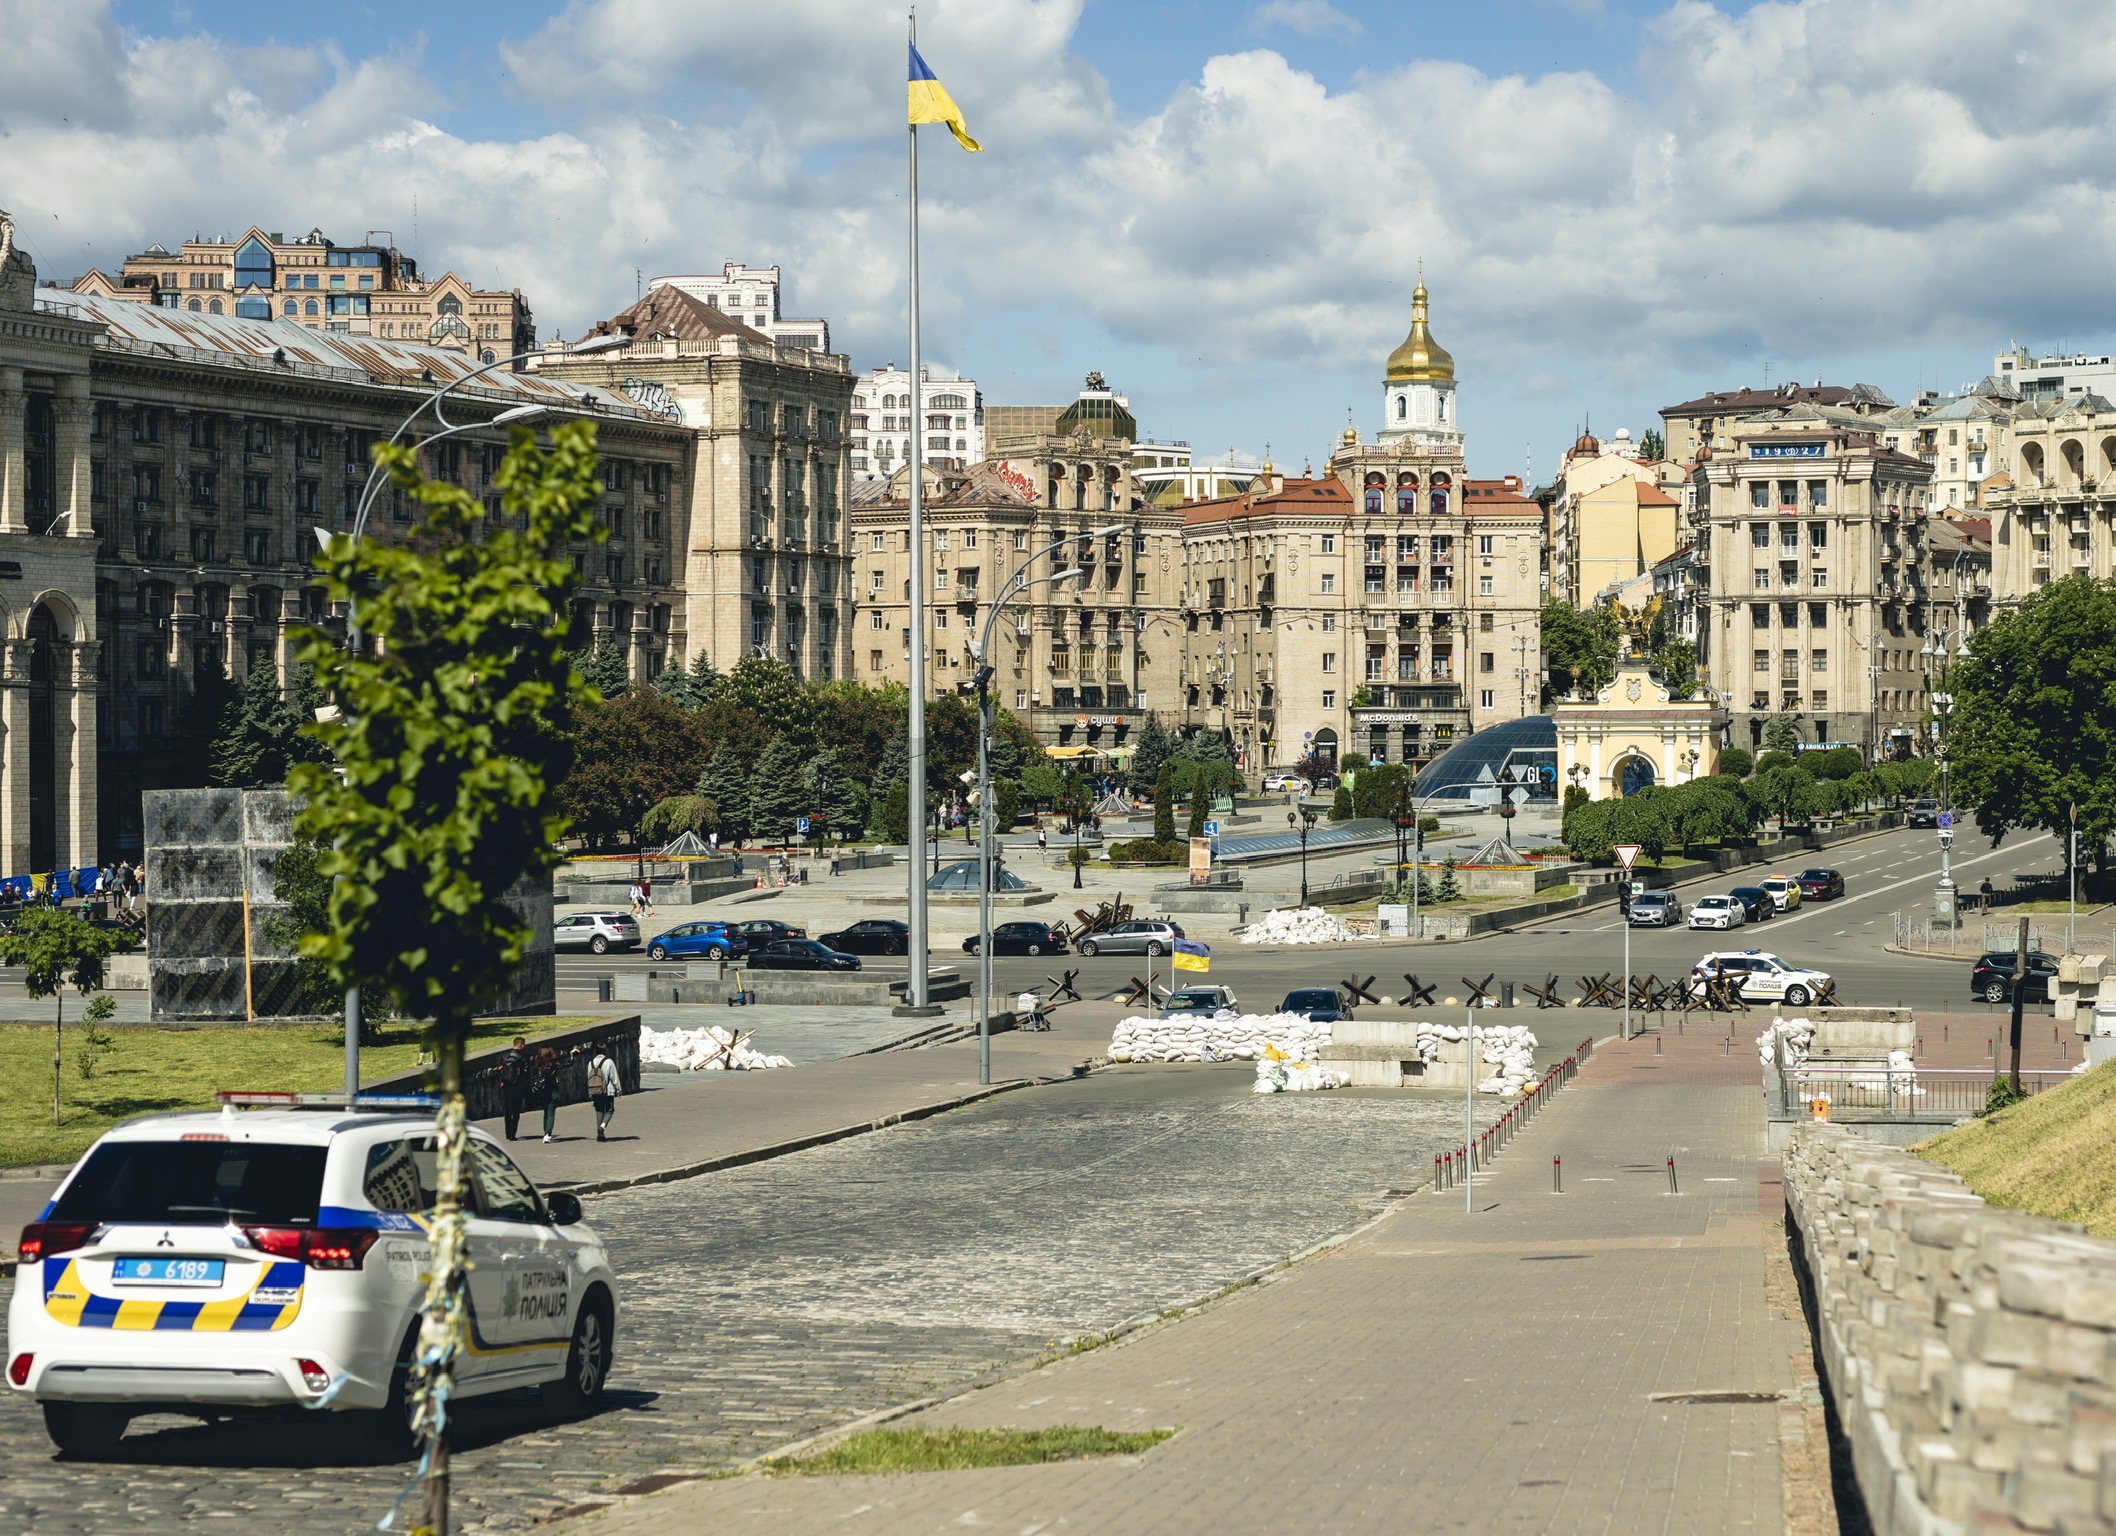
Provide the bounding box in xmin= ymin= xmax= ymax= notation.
xmin=214 ymin=1090 xmax=442 ymax=1111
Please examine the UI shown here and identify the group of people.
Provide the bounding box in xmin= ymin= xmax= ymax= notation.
xmin=496 ymin=1036 xmax=625 ymax=1143
xmin=628 ymin=878 xmax=655 ymax=919
xmin=0 ymin=860 xmax=142 ymax=915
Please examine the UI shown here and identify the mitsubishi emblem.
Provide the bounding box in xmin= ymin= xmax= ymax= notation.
xmin=157 ymin=1231 xmax=175 ymax=1247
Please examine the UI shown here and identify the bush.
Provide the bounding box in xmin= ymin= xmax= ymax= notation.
xmin=1329 ymin=784 xmax=1354 ymax=820
xmin=1418 ymin=816 xmax=1441 ymax=834
xmin=1754 ymin=750 xmax=1795 ymax=775
xmin=1525 ymin=845 xmax=1570 ymax=857
xmin=1717 ymin=747 xmax=1753 ymax=779
xmin=1107 ymin=838 xmax=1187 ymax=864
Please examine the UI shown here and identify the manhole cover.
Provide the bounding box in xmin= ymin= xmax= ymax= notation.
xmin=1650 ymin=1391 xmax=1782 ymax=1405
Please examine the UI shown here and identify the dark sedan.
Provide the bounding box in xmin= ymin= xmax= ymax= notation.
xmin=963 ymin=921 xmax=1068 ymax=957
xmin=1795 ymin=868 xmax=1845 ymax=901
xmin=1970 ymin=950 xmax=2059 ymax=1004
xmin=817 ymin=918 xmax=914 ymax=956
xmin=1728 ymin=887 xmax=1776 ymax=922
xmin=1280 ymin=987 xmax=1347 ymax=1022
xmin=733 ymin=918 xmax=808 ymax=946
xmin=749 ymin=939 xmax=861 ymax=972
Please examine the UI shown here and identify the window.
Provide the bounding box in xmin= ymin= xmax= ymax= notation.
xmin=1750 ymin=483 xmax=1770 ymax=510
xmin=1478 ymin=574 xmax=1494 ymax=596
xmin=1809 ymin=522 xmax=1828 ymax=550
xmin=1478 ymin=612 xmax=1494 ymax=632
xmin=1320 ymin=652 xmax=1337 ymax=674
xmin=1811 ymin=568 xmax=1829 ymax=589
xmin=1479 ymin=689 xmax=1495 ymax=708
xmin=190 ymin=528 xmax=216 ymax=561
xmin=1807 ymin=481 xmax=1827 ymax=508
xmin=1808 ymin=602 xmax=1828 ymax=627
xmin=1321 ymin=615 xmax=1336 ymax=632
xmin=1479 ymin=652 xmax=1494 ymax=673
xmin=1477 ymin=535 xmax=1494 ymax=556
xmin=1780 ymin=524 xmax=1800 ymax=552
xmin=1781 ymin=649 xmax=1800 ymax=681
xmin=1754 ymin=567 xmax=1771 ymax=591
xmin=1320 ymin=534 xmax=1336 ymax=553
xmin=1753 ymin=649 xmax=1770 ymax=673
xmin=1321 ymin=689 xmax=1337 ymax=709
xmin=242 ymin=475 xmax=269 ymax=511
xmin=1751 ymin=523 xmax=1770 ymax=548
xmin=1320 ymin=573 xmax=1336 ymax=593
xmin=869 ymin=608 xmax=884 ymax=629
xmin=135 ymin=524 xmax=163 ymax=559
xmin=1810 ymin=648 xmax=1827 ymax=673
xmin=243 ymin=530 xmax=269 ymax=563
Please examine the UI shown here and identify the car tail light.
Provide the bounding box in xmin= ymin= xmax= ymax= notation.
xmin=295 ymin=1358 xmax=332 ymax=1392
xmin=242 ymin=1226 xmax=378 ymax=1270
xmin=8 ymin=1353 xmax=32 ymax=1387
xmin=18 ymin=1222 xmax=96 ymax=1264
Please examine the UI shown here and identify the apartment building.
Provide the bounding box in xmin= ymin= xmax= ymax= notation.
xmin=1659 ymin=381 xmax=1896 ymax=466
xmin=65 ymin=225 xmax=534 ymax=360
xmin=850 ymin=364 xmax=982 ymax=477
xmin=647 ymin=262 xmax=831 ymax=352
xmin=0 ymin=230 xmax=682 ymax=866
xmin=1981 ymin=400 xmax=2116 ymax=604
xmin=541 ymin=286 xmax=857 ymax=680
xmin=1689 ymin=408 xmax=1940 ymax=756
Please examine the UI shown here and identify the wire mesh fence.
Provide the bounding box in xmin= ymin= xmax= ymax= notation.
xmin=1891 ymin=911 xmax=2113 ymax=958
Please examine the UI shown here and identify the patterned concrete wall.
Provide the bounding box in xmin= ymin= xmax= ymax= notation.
xmin=144 ymin=787 xmax=554 ymax=1022
xmin=1783 ymin=1123 xmax=2116 ymax=1535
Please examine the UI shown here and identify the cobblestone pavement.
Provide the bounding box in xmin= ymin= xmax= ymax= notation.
xmin=0 ymin=1064 xmax=1504 ymax=1534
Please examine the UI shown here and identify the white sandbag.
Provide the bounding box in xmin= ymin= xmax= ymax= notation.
xmin=640 ymin=1022 xmax=794 ymax=1072
xmin=1239 ymin=906 xmax=1368 ymax=945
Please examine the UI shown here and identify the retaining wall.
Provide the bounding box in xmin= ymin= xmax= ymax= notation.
xmin=1782 ymin=1122 xmax=2116 ymax=1535
xmin=363 ymin=1014 xmax=640 ymax=1119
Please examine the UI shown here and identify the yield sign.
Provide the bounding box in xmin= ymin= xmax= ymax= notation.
xmin=1614 ymin=843 xmax=1641 ymax=870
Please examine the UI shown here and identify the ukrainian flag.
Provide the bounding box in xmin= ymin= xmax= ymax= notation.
xmin=909 ymin=45 xmax=982 ymax=152
xmin=1172 ymin=938 xmax=1211 ymax=973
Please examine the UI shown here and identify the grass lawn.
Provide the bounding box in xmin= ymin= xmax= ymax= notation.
xmin=770 ymin=1426 xmax=1175 ymax=1476
xmin=0 ymin=1015 xmax=597 ymax=1170
xmin=1998 ymin=899 xmax=2110 ymax=916
xmin=1915 ymin=1059 xmax=2116 ymax=1238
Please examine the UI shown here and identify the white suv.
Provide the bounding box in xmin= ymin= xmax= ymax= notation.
xmin=553 ymin=911 xmax=641 ymax=954
xmin=1688 ymin=950 xmax=1832 ymax=1007
xmin=7 ymin=1098 xmax=619 ymax=1459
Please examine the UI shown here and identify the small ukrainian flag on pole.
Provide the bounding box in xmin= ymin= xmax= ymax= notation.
xmin=1172 ymin=938 xmax=1211 ymax=974
xmin=909 ymin=44 xmax=982 ymax=152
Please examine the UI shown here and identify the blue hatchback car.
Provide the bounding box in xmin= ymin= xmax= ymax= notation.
xmin=646 ymin=922 xmax=750 ymax=961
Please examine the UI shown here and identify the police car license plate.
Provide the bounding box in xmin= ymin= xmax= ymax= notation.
xmin=111 ymin=1257 xmax=225 ymax=1287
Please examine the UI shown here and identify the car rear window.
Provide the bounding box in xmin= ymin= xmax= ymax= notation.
xmin=1802 ymin=870 xmax=1834 ymax=879
xmin=1285 ymin=990 xmax=1338 ymax=1008
xmin=50 ymin=1140 xmax=328 ymax=1226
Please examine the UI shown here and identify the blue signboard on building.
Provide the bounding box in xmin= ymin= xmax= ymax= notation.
xmin=1749 ymin=442 xmax=1826 ymax=459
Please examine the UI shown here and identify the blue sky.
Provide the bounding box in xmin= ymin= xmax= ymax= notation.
xmin=14 ymin=0 xmax=2113 ymax=481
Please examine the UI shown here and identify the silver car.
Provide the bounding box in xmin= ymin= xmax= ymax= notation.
xmin=553 ymin=911 xmax=641 ymax=954
xmin=1626 ymin=890 xmax=1683 ymax=927
xmin=1076 ymin=919 xmax=1187 ymax=957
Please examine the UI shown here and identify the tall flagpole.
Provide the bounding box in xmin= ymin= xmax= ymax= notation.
xmin=902 ymin=10 xmax=933 ymax=1012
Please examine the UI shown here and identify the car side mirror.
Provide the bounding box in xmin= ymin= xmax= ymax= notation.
xmin=545 ymin=1191 xmax=583 ymax=1227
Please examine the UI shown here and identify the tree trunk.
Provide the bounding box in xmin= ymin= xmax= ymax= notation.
xmin=414 ymin=1027 xmax=469 ymax=1536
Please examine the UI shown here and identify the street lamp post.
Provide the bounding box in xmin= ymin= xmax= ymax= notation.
xmin=1926 ymin=621 xmax=1969 ymax=930
xmin=1288 ymin=808 xmax=1317 ymax=906
xmin=964 ymin=527 xmax=1119 ymax=1085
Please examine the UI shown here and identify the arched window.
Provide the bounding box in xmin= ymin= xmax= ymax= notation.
xmin=1619 ymin=755 xmax=1656 ymax=796
xmin=208 ymin=299 xmax=223 ymax=314
xmin=1396 ymin=473 xmax=1418 ymax=516
xmin=930 ymin=394 xmax=967 ymax=409
xmin=1438 ymin=392 xmax=1449 ymax=424
xmin=282 ymin=299 xmax=298 ymax=316
xmin=1430 ymin=474 xmax=1450 ymax=517
xmin=1363 ymin=472 xmax=1384 ymax=517
xmin=187 ymin=298 xmax=202 ymax=312
xmin=1396 ymin=393 xmax=1406 ymax=420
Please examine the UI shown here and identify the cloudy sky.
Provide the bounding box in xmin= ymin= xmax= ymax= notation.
xmin=4 ymin=0 xmax=2112 ymax=481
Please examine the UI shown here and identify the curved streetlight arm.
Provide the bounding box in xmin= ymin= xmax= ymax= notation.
xmin=345 ymin=406 xmax=552 ymax=547
xmin=968 ymin=524 xmax=1126 ymax=665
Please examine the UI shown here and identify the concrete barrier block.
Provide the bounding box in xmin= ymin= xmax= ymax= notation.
xmin=2062 ymin=1283 xmax=2116 ymax=1332
xmin=2047 ymin=1324 xmax=2110 ymax=1383
xmin=1977 ymin=1311 xmax=2054 ymax=1370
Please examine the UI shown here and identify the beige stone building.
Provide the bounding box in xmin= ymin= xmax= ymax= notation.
xmin=1689 ymin=407 xmax=1940 ymax=757
xmin=1659 ymin=381 xmax=1897 ymax=467
xmin=1546 ymin=429 xmax=1685 ymax=608
xmin=1981 ymin=401 xmax=2116 ymax=604
xmin=541 ymin=287 xmax=856 ymax=680
xmin=0 ymin=220 xmax=684 ymax=865
xmin=64 ymin=225 xmax=535 ymax=362
xmin=1552 ymin=655 xmax=1726 ymax=800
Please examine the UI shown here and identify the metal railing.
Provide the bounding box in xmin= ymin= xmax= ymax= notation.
xmin=1433 ymin=1036 xmax=1596 ymax=1191
xmin=1773 ymin=1063 xmax=2072 ymax=1119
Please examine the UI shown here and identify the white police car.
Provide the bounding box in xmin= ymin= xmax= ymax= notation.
xmin=6 ymin=1092 xmax=618 ymax=1460
xmin=1687 ymin=950 xmax=1833 ymax=1007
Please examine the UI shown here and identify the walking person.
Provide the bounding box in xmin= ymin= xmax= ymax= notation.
xmin=532 ymin=1045 xmax=564 ymax=1143
xmin=585 ymin=1045 xmax=623 ymax=1142
xmin=640 ymin=876 xmax=654 ymax=919
xmin=497 ymin=1036 xmax=532 ymax=1140
xmin=1978 ymin=877 xmax=1994 ymax=914
xmin=1036 ymin=827 xmax=1048 ymax=855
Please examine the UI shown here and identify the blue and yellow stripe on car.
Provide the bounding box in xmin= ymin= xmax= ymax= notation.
xmin=42 ymin=1259 xmax=306 ymax=1332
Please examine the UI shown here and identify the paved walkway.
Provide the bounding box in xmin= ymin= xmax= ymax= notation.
xmin=565 ymin=1026 xmax=1822 ymax=1535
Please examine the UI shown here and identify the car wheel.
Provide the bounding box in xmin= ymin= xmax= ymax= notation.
xmin=1079 ymin=940 xmax=1100 ymax=957
xmin=890 ymin=941 xmax=907 ymax=956
xmin=357 ymin=1323 xmax=422 ymax=1461
xmin=648 ymin=944 xmax=669 ymax=961
xmin=966 ymin=940 xmax=981 ymax=955
xmin=543 ymin=1292 xmax=613 ymax=1420
xmin=1983 ymin=981 xmax=2008 ymax=1003
xmin=589 ymin=936 xmax=609 ymax=955
xmin=1783 ymin=985 xmax=1811 ymax=1007
xmin=42 ymin=1402 xmax=130 ymax=1460
xmin=706 ymin=945 xmax=727 ymax=960
xmin=1027 ymin=943 xmax=1043 ymax=956
xmin=1147 ymin=941 xmax=1166 ymax=956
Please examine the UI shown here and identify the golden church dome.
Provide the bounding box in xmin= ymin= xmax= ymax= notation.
xmin=1385 ymin=280 xmax=1455 ymax=383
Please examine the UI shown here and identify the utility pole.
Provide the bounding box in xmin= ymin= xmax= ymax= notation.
xmin=2009 ymin=914 xmax=2029 ymax=1093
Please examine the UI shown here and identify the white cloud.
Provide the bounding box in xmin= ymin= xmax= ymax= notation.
xmin=6 ymin=0 xmax=2116 ymax=442
xmin=1247 ymin=1 xmax=1363 ymax=40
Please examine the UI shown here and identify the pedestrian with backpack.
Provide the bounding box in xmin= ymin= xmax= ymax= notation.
xmin=586 ymin=1046 xmax=623 ymax=1141
xmin=497 ymin=1036 xmax=531 ymax=1140
xmin=532 ymin=1045 xmax=564 ymax=1143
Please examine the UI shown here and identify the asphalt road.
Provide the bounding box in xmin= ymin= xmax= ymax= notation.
xmin=559 ymin=824 xmax=2078 ymax=1016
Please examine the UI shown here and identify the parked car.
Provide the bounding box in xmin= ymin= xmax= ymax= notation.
xmin=1759 ymin=877 xmax=1803 ymax=912
xmin=1279 ymin=987 xmax=1347 ymax=1021
xmin=1626 ymin=891 xmax=1684 ymax=928
xmin=1688 ymin=950 xmax=1834 ymax=1006
xmin=1687 ymin=895 xmax=1746 ymax=931
xmin=1970 ymin=950 xmax=2060 ymax=1004
xmin=731 ymin=919 xmax=807 ymax=946
xmin=1795 ymin=868 xmax=1846 ymax=901
xmin=962 ymin=921 xmax=1068 ymax=957
xmin=645 ymin=922 xmax=748 ymax=962
xmin=749 ymin=939 xmax=861 ymax=972
xmin=1262 ymin=775 xmax=1308 ymax=793
xmin=816 ymin=919 xmax=914 ymax=956
xmin=1075 ymin=919 xmax=1187 ymax=957
xmin=1161 ymin=986 xmax=1240 ymax=1017
xmin=1907 ymin=799 xmax=1941 ymax=828
xmin=553 ymin=911 xmax=641 ymax=954
xmin=1728 ymin=887 xmax=1777 ymax=923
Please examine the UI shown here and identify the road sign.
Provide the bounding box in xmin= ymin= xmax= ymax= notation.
xmin=1614 ymin=843 xmax=1641 ymax=870
xmin=797 ymin=816 xmax=810 ymax=833
xmin=1204 ymin=820 xmax=1220 ymax=836
xmin=1937 ymin=811 xmax=1955 ymax=829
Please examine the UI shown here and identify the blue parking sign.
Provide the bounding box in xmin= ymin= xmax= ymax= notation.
xmin=797 ymin=816 xmax=810 ymax=833
xmin=1937 ymin=812 xmax=1954 ymax=829
xmin=1204 ymin=820 xmax=1219 ymax=836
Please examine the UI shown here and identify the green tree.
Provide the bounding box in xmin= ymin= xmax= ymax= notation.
xmin=1639 ymin=427 xmax=1665 ymax=461
xmin=1153 ymin=766 xmax=1177 ymax=844
xmin=1762 ymin=713 xmax=1801 ymax=755
xmin=722 ymin=656 xmax=814 ymax=748
xmin=1562 ymin=798 xmax=1616 ymax=863
xmin=1651 ymin=637 xmax=1699 ymax=699
xmin=686 ymin=650 xmax=723 ymax=706
xmin=169 ymin=662 xmax=242 ymax=789
xmin=1754 ymin=750 xmax=1794 ymax=776
xmin=652 ymin=648 xmax=721 ymax=709
xmin=287 ymin=420 xmax=604 ymax=1526
xmin=1020 ymin=760 xmax=1062 ymax=809
xmin=210 ymin=661 xmax=305 ymax=787
xmin=0 ymin=909 xmax=119 ymax=1125
xmin=1950 ymin=576 xmax=2116 ymax=871
xmin=1812 ymin=745 xmax=1863 ymax=780
xmin=993 ymin=778 xmax=1022 ymax=833
xmin=698 ymin=745 xmax=753 ymax=844
xmin=1716 ymin=746 xmax=1754 ymax=779
xmin=574 ymin=637 xmax=631 ymax=699
xmin=1608 ymin=792 xmax=1669 ymax=864
xmin=558 ymin=689 xmax=708 ymax=848
xmin=1435 ymin=855 xmax=1461 ymax=902
xmin=264 ymin=834 xmax=391 ymax=1032
xmin=1750 ymin=764 xmax=1821 ymax=826
xmin=1129 ymin=716 xmax=1174 ymax=796
xmin=877 ymin=781 xmax=910 ymax=845
xmin=1186 ymin=785 xmax=1208 ymax=841
xmin=1329 ymin=782 xmax=1353 ymax=820
xmin=748 ymin=736 xmax=809 ymax=843
xmin=802 ymin=748 xmax=862 ymax=843
xmin=1540 ymin=597 xmax=1620 ymax=699
xmin=638 ymin=795 xmax=717 ymax=846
